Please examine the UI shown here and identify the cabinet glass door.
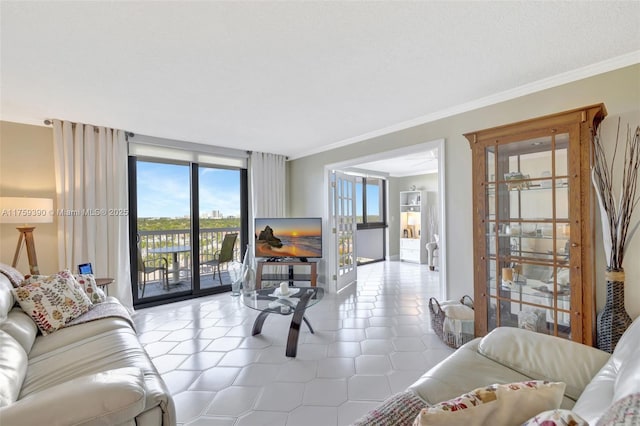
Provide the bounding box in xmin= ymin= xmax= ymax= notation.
xmin=485 ymin=132 xmax=572 ymax=338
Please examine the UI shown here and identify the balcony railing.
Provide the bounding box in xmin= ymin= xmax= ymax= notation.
xmin=137 ymin=227 xmax=241 ymax=293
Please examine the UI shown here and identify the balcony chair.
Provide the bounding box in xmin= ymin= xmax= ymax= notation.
xmin=137 ymin=247 xmax=169 ymax=297
xmin=201 ymin=233 xmax=238 ymax=285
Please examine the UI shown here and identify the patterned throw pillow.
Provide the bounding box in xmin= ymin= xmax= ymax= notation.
xmin=73 ymin=274 xmax=106 ymax=303
xmin=523 ymin=409 xmax=589 ymax=425
xmin=413 ymin=381 xmax=566 ymax=426
xmin=14 ymin=270 xmax=92 ymax=335
xmin=0 ymin=262 xmax=24 ymax=288
xmin=352 ymin=391 xmax=426 ymax=426
xmin=597 ymin=393 xmax=640 ymax=426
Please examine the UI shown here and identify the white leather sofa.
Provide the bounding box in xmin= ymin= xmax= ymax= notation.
xmin=406 ymin=315 xmax=640 ymax=424
xmin=353 ymin=317 xmax=640 ymax=426
xmin=0 ymin=273 xmax=176 ymax=426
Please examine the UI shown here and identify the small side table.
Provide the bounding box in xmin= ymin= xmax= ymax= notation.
xmin=95 ymin=278 xmax=114 ymax=296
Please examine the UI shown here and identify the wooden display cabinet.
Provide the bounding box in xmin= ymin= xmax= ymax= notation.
xmin=464 ymin=104 xmax=606 ymax=345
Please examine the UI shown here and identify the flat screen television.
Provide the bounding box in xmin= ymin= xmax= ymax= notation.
xmin=255 ymin=217 xmax=322 ymax=261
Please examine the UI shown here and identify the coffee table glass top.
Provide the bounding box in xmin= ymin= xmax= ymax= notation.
xmin=242 ymin=287 xmax=324 ymax=315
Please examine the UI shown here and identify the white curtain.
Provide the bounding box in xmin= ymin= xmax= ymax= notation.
xmin=52 ymin=120 xmax=133 ymax=311
xmin=250 ymin=152 xmax=287 ymax=219
xmin=250 ymin=152 xmax=287 ymax=276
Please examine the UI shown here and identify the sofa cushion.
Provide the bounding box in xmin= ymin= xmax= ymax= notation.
xmin=14 ymin=270 xmax=92 ymax=335
xmin=615 ymin=349 xmax=640 ymax=402
xmin=409 ymin=339 xmax=551 ymax=406
xmin=0 ymin=330 xmax=28 ymax=407
xmin=21 ymin=324 xmax=172 ymax=420
xmin=1 ymin=367 xmax=146 ymax=425
xmin=28 ymin=315 xmax=133 ymax=359
xmin=0 ymin=308 xmax=38 ymax=354
xmin=0 ymin=274 xmax=16 ymax=324
xmin=611 ymin=318 xmax=640 ymax=403
xmin=414 ymin=380 xmax=565 ymax=426
xmin=478 ymin=327 xmax=609 ymax=401
xmin=573 ymin=316 xmax=640 ymax=423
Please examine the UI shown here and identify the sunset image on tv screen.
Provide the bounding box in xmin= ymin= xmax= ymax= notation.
xmin=255 ymin=218 xmax=322 ymax=259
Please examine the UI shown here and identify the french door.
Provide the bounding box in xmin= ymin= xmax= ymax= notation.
xmin=331 ymin=171 xmax=357 ymax=291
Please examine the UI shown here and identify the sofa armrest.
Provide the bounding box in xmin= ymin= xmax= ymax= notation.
xmin=0 ymin=367 xmax=146 ymax=426
xmin=478 ymin=327 xmax=610 ymax=400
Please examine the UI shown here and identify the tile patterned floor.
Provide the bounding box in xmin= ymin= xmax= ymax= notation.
xmin=133 ymin=261 xmax=453 ymax=426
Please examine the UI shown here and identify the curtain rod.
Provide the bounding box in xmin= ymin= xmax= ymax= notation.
xmin=45 ymin=121 xmax=279 ymax=159
xmin=43 ymin=119 xmax=132 ymax=136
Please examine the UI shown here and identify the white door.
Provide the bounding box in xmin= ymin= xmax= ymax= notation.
xmin=331 ymin=171 xmax=357 ymax=291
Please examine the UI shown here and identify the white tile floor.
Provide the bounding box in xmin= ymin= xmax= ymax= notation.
xmin=133 ymin=261 xmax=454 ymax=426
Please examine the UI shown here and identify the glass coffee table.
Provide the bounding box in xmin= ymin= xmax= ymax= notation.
xmin=242 ymin=286 xmax=324 ymax=357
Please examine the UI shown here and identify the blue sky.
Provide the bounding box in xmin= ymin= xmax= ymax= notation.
xmin=355 ymin=181 xmax=380 ymax=217
xmin=136 ymin=161 xmax=240 ymax=218
xmin=137 ymin=162 xmax=380 ymax=219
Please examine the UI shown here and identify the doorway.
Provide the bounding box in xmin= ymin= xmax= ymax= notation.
xmin=324 ymin=138 xmax=447 ymax=296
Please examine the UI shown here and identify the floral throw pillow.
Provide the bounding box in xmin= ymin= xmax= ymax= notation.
xmin=413 ymin=380 xmax=566 ymax=426
xmin=15 ymin=270 xmax=92 ymax=335
xmin=523 ymin=409 xmax=588 ymax=426
xmin=73 ymin=274 xmax=106 ymax=303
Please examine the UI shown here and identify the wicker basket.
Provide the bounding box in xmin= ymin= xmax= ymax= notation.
xmin=429 ymin=295 xmax=474 ymax=349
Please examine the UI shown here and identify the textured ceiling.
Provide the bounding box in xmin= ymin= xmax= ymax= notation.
xmin=349 ymin=150 xmax=439 ymax=178
xmin=1 ymin=1 xmax=639 ymax=162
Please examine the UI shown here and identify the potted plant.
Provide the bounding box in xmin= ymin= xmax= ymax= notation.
xmin=592 ymin=119 xmax=640 ymax=352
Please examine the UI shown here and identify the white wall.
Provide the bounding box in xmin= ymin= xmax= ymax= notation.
xmin=0 ymin=121 xmax=58 ymax=275
xmin=288 ymin=64 xmax=640 ymax=319
xmin=356 ymin=228 xmax=384 ymax=261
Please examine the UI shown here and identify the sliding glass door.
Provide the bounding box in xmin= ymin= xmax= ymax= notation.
xmin=134 ymin=161 xmax=193 ymax=301
xmin=197 ymin=166 xmax=243 ymax=291
xmin=130 ymin=158 xmax=247 ymax=307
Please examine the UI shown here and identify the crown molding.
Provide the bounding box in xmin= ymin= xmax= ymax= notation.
xmin=289 ymin=50 xmax=640 ymax=160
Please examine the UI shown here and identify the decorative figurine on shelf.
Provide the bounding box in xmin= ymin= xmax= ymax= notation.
xmin=501 ymin=267 xmax=514 ymax=289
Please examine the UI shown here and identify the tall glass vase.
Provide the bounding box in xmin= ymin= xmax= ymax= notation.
xmin=241 ymin=244 xmax=256 ymax=296
xmin=596 ymin=268 xmax=632 ymax=353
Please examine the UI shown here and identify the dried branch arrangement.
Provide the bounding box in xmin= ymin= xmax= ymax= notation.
xmin=591 ymin=119 xmax=640 ymax=269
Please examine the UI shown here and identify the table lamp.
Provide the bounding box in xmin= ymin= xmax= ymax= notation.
xmin=0 ymin=197 xmax=53 ymax=275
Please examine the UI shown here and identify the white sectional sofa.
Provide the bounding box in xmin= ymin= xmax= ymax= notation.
xmin=0 ymin=270 xmax=176 ymax=426
xmin=357 ymin=315 xmax=640 ymax=425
